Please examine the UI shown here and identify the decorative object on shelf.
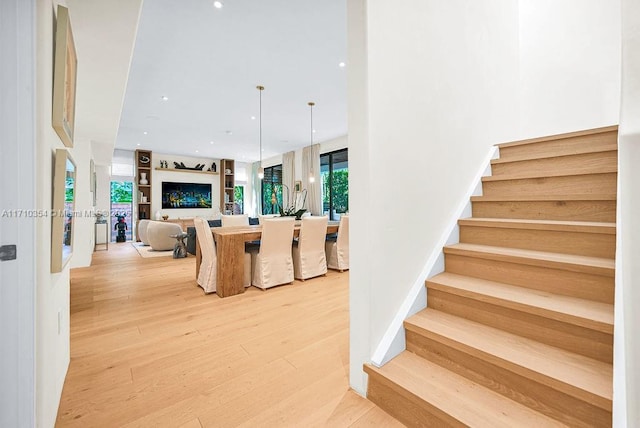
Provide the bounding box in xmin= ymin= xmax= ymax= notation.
xmin=141 ymin=195 xmax=147 ymax=203
xmin=158 ymin=160 xmax=168 ymax=168
xmin=114 ymin=213 xmax=128 ymax=242
xmin=162 ymin=215 xmax=169 ymax=221
xmin=155 ymin=211 xmax=161 ymax=220
xmin=257 ymin=85 xmax=265 ymax=179
xmin=173 ymin=161 xmax=206 ymax=171
xmin=52 ymin=5 xmax=77 ymax=148
xmin=308 ymin=101 xmax=315 ymax=183
xmin=211 ymin=162 xmax=216 ymax=172
xmin=139 ymin=172 xmax=148 ymax=185
xmin=139 ymin=155 xmax=150 ymax=164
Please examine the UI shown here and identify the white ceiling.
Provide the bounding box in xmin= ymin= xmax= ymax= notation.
xmin=115 ymin=0 xmax=348 ymax=162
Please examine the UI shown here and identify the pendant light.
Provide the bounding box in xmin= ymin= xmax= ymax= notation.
xmin=308 ymin=101 xmax=315 ymax=183
xmin=257 ymin=85 xmax=265 ymax=179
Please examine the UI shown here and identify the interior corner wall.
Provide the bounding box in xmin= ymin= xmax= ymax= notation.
xmin=616 ymin=0 xmax=640 ymax=425
xmin=35 ymin=1 xmax=71 ymax=425
xmin=348 ymin=0 xmax=520 ymax=395
xmin=518 ymin=0 xmax=621 ymax=137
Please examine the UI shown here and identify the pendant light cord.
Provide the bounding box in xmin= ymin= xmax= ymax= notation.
xmin=308 ymin=102 xmax=315 ymax=177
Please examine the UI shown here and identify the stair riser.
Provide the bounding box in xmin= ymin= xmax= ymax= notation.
xmin=405 ymin=330 xmax=611 ymax=427
xmin=491 ymin=150 xmax=617 ymax=178
xmin=445 ymin=253 xmax=614 ymax=304
xmin=471 ymin=200 xmax=616 ymax=222
xmin=365 ymin=368 xmax=465 ymax=428
xmin=459 ymin=226 xmax=616 ymax=259
xmin=482 ymin=173 xmax=617 ymax=198
xmin=498 ymin=131 xmax=618 ymax=162
xmin=426 ymin=288 xmax=613 ymax=363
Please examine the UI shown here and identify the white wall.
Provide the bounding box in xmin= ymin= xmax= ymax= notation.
xmin=519 ymin=0 xmax=621 ymax=137
xmin=69 ymin=137 xmax=95 ymax=268
xmin=35 ymin=2 xmax=72 ymax=425
xmin=151 ymin=153 xmax=221 ymax=219
xmin=348 ymin=0 xmax=520 ymax=395
xmin=616 ymin=0 xmax=640 ymax=425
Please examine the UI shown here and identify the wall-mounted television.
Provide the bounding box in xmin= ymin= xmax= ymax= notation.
xmin=162 ymin=182 xmax=212 ymax=209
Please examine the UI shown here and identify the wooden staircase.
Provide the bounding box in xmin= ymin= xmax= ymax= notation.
xmin=364 ymin=126 xmax=617 ymax=427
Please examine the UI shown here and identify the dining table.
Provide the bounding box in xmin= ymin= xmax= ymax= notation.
xmin=195 ymin=221 xmax=340 ymax=297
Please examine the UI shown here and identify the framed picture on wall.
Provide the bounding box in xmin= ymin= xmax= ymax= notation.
xmin=52 ymin=5 xmax=78 ymax=148
xmin=295 ymin=180 xmax=302 ymax=192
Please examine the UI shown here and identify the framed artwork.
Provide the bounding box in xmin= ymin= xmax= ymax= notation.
xmin=295 ymin=180 xmax=302 ymax=192
xmin=52 ymin=5 xmax=77 ymax=148
xmin=51 ymin=149 xmax=77 ymax=273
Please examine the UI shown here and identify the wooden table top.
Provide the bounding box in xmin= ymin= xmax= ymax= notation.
xmin=211 ymin=221 xmax=340 ymax=241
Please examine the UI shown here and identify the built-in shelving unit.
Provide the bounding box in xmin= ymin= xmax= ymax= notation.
xmin=135 ymin=149 xmax=152 ymax=241
xmin=154 ymin=167 xmax=219 ymax=175
xmin=220 ymin=159 xmax=235 ymax=215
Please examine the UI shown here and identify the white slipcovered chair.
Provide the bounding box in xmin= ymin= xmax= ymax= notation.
xmin=258 ymin=214 xmax=279 ymax=224
xmin=292 ymin=216 xmax=328 ymax=280
xmin=138 ymin=219 xmax=151 ymax=245
xmin=194 ymin=217 xmax=251 ymax=294
xmin=146 ymin=221 xmax=183 ymax=251
xmin=221 ymin=214 xmax=249 ymax=227
xmin=248 ymin=217 xmax=295 ymax=289
xmin=325 ymin=215 xmax=349 ymax=272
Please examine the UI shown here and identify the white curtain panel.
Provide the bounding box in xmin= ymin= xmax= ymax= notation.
xmin=282 ymin=151 xmax=296 ymax=207
xmin=302 ymin=144 xmax=322 ymax=215
xmin=251 ymin=161 xmax=262 ymax=217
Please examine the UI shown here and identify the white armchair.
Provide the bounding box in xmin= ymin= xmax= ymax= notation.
xmin=249 ymin=217 xmax=295 ymax=289
xmin=293 ymin=216 xmax=329 ymax=280
xmin=138 ymin=219 xmax=151 ymax=245
xmin=194 ymin=217 xmax=251 ymax=294
xmin=147 ymin=221 xmax=183 ymax=251
xmin=325 ymin=215 xmax=349 ymax=272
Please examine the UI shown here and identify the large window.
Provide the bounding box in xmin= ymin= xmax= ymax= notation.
xmin=110 ymin=181 xmax=133 ymax=242
xmin=234 ymin=185 xmax=244 ymax=214
xmin=261 ymin=165 xmax=282 ymax=214
xmin=321 ymin=149 xmax=348 ymax=220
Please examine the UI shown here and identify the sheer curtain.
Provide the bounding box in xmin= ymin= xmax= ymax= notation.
xmin=282 ymin=151 xmax=295 ymax=208
xmin=250 ymin=161 xmax=262 ymax=217
xmin=302 ymin=144 xmax=321 ymax=215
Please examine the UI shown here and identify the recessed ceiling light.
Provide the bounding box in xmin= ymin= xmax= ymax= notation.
xmin=312 ymin=129 xmax=316 ymax=133
xmin=136 ymin=143 xmax=141 ymax=146
xmin=251 ymin=116 xmax=256 ymax=120
xmin=339 ymin=62 xmax=346 ymax=68
xmin=161 ymin=95 xmax=169 ymax=101
xmin=210 ymin=141 xmax=214 ymax=144
xmin=143 ymin=131 xmax=148 ymax=135
xmin=195 ymin=150 xmax=199 ymax=153
xmin=213 ymin=1 xmax=223 ymax=8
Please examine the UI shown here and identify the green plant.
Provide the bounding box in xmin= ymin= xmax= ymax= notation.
xmin=278 ymin=185 xmax=307 ymax=219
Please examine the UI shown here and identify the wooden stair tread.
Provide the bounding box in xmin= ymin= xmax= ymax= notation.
xmin=444 ymin=243 xmax=615 ymax=276
xmin=490 ymin=149 xmax=618 ymax=165
xmin=405 ymin=310 xmax=613 ymax=410
xmin=364 ymin=352 xmax=567 ymax=428
xmin=482 ymin=171 xmax=616 ymax=182
xmin=471 ymin=195 xmax=617 ymax=202
xmin=496 ymin=125 xmax=618 ymax=149
xmin=459 ymin=217 xmax=616 ymax=234
xmin=427 ymin=272 xmax=613 ymax=333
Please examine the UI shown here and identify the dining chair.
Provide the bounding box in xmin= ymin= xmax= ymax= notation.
xmin=325 ymin=215 xmax=349 ymax=272
xmin=248 ymin=217 xmax=296 ymax=289
xmin=194 ymin=217 xmax=251 ymax=294
xmin=292 ymin=216 xmax=329 ymax=280
xmin=221 ymin=214 xmax=249 ymax=227
xmin=258 ymin=214 xmax=279 ymax=224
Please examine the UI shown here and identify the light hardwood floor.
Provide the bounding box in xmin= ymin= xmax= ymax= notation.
xmin=57 ymin=243 xmax=402 ymax=427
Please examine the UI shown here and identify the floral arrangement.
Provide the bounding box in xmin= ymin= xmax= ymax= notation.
xmin=277 ymin=184 xmax=307 ymax=219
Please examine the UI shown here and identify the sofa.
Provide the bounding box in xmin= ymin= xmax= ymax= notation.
xmin=186 ymin=217 xmax=259 ymax=255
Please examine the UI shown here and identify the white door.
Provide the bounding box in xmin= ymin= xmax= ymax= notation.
xmin=0 ymin=0 xmax=37 ymax=425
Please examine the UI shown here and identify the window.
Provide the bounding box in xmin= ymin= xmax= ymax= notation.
xmin=234 ymin=185 xmax=244 ymax=214
xmin=262 ymin=164 xmax=282 ymax=214
xmin=321 ymin=149 xmax=348 ymax=221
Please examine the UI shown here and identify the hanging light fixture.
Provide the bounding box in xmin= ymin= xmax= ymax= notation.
xmin=257 ymin=85 xmax=265 ymax=179
xmin=308 ymin=101 xmax=315 ymax=183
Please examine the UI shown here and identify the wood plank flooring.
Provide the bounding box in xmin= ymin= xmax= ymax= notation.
xmin=57 ymin=243 xmax=401 ymax=427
